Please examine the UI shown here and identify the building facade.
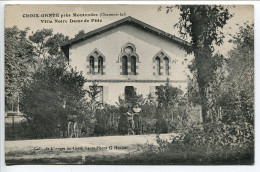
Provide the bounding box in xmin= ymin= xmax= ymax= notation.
xmin=61 ymin=16 xmax=191 ymax=105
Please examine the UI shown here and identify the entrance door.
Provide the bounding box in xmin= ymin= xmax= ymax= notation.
xmin=125 ymin=86 xmax=135 ymax=98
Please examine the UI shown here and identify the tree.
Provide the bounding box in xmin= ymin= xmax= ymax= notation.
xmin=28 ymin=29 xmax=69 ymax=70
xmin=19 ymin=65 xmax=63 ymax=138
xmin=74 ymin=30 xmax=85 ymax=39
xmin=20 ymin=62 xmax=87 ymax=138
xmin=86 ymin=81 xmax=102 ymax=110
xmin=156 ymin=79 xmax=183 ymax=108
xmin=17 ymin=28 xmax=88 ymax=138
xmin=183 ymin=23 xmax=254 ymax=154
xmin=164 ymin=5 xmax=232 ymax=124
xmin=29 ymin=29 xmax=53 ymax=59
xmin=155 ymin=79 xmax=183 ymax=132
xmin=5 ymin=26 xmax=35 ymax=111
xmin=220 ymin=23 xmax=254 ymax=125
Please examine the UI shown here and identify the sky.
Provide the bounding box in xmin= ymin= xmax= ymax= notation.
xmin=5 ymin=4 xmax=254 ymax=55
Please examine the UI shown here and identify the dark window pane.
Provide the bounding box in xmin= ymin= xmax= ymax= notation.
xmin=89 ymin=56 xmax=94 ymax=74
xmin=164 ymin=57 xmax=169 ymax=75
xmin=122 ymin=56 xmax=128 ymax=75
xmin=155 ymin=57 xmax=161 ymax=75
xmin=98 ymin=56 xmax=103 ymax=74
xmin=131 ymin=56 xmax=136 ymax=75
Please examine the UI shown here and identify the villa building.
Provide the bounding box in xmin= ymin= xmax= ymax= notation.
xmin=61 ymin=16 xmax=191 ymax=104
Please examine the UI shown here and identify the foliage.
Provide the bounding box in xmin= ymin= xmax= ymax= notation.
xmin=5 ymin=120 xmax=29 ymax=140
xmin=74 ymin=30 xmax=85 ymax=39
xmin=175 ymin=5 xmax=232 ymax=46
xmin=132 ymin=21 xmax=254 ymax=164
xmin=116 ymin=80 xmax=187 ymax=135
xmin=83 ymin=81 xmax=101 ymax=135
xmin=45 ymin=33 xmax=69 ymax=57
xmin=12 ymin=27 xmax=88 ymax=138
xmin=19 ymin=59 xmax=87 ymax=138
xmin=220 ymin=23 xmax=254 ymax=125
xmin=19 ymin=64 xmax=64 ymax=138
xmin=161 ymin=5 xmax=232 ymax=124
xmin=5 ymin=27 xmax=69 ymax=109
xmin=92 ymin=104 xmax=120 ymax=136
xmin=85 ymin=82 xmax=121 ymax=136
xmin=187 ymin=76 xmax=203 ymax=106
xmin=155 ymin=79 xmax=184 ymax=132
xmin=93 ymin=108 xmax=109 ymax=136
xmin=5 ymin=26 xmax=35 ymax=110
xmin=178 ymin=23 xmax=254 ymax=163
xmin=75 ymin=102 xmax=121 ymax=136
xmin=86 ymin=81 xmax=101 ymax=109
xmin=29 ymin=29 xmax=53 ymax=58
xmin=28 ymin=28 xmax=69 ymax=71
xmin=117 ymin=88 xmax=145 ymax=108
xmin=156 ymin=79 xmax=183 ymax=108
xmin=138 ymin=94 xmax=157 ymax=133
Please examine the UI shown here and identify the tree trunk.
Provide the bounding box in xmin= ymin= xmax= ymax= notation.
xmin=194 ymin=46 xmax=213 ymax=126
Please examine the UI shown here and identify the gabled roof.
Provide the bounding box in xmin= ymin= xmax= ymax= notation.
xmin=61 ymin=16 xmax=191 ymax=57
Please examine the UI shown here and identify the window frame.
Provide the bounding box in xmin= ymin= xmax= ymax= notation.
xmin=89 ymin=56 xmax=95 ymax=75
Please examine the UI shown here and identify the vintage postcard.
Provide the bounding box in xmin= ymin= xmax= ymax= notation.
xmin=4 ymin=4 xmax=254 ymax=165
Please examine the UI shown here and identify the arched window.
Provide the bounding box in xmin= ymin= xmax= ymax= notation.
xmin=153 ymin=50 xmax=171 ymax=76
xmin=98 ymin=56 xmax=103 ymax=75
xmin=164 ymin=57 xmax=169 ymax=75
xmin=87 ymin=49 xmax=105 ymax=75
xmin=89 ymin=56 xmax=95 ymax=74
xmin=131 ymin=56 xmax=136 ymax=75
xmin=122 ymin=56 xmax=128 ymax=75
xmin=155 ymin=57 xmax=161 ymax=75
xmin=119 ymin=43 xmax=139 ymax=75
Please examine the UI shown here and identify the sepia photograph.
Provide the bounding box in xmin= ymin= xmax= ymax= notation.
xmin=3 ymin=4 xmax=254 ymax=165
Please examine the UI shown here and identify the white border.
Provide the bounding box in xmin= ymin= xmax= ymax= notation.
xmin=0 ymin=1 xmax=259 ymax=172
